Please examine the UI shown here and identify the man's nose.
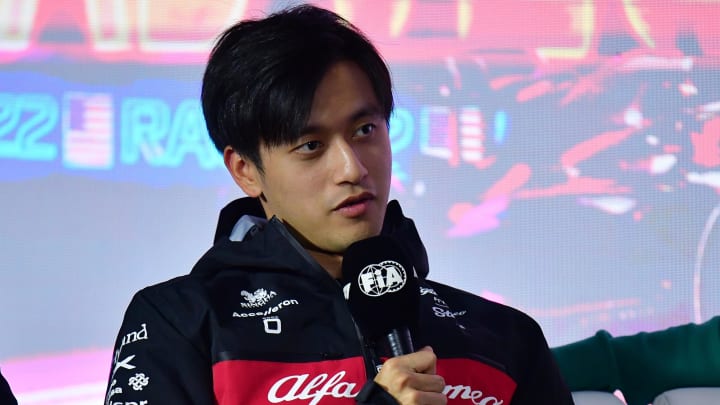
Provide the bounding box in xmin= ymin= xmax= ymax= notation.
xmin=331 ymin=140 xmax=368 ymax=185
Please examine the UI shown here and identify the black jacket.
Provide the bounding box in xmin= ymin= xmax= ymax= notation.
xmin=105 ymin=198 xmax=573 ymax=405
xmin=0 ymin=369 xmax=17 ymax=405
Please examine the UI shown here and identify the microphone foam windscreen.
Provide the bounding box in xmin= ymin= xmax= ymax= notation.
xmin=341 ymin=235 xmax=420 ymax=340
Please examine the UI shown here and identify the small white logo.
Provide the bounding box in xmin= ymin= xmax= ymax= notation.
xmin=241 ymin=288 xmax=277 ymax=308
xmin=357 ymin=261 xmax=407 ymax=297
xmin=432 ymin=306 xmax=467 ymax=318
xmin=420 ymin=287 xmax=437 ymax=296
xmin=128 ymin=373 xmax=150 ymax=391
xmin=113 ymin=354 xmax=136 ymax=374
xmin=233 ymin=299 xmax=299 ymax=318
xmin=264 ymin=317 xmax=282 ymax=334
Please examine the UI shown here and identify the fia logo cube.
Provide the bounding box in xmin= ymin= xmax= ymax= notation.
xmin=357 ymin=261 xmax=407 ymax=297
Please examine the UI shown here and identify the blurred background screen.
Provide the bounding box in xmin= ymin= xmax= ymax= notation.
xmin=1 ymin=0 xmax=720 ymax=403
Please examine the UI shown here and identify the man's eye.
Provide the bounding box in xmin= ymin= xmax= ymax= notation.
xmin=296 ymin=141 xmax=323 ymax=154
xmin=355 ymin=123 xmax=376 ymax=137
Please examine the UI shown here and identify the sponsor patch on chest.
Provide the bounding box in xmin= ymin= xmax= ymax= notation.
xmin=212 ymin=357 xmax=516 ymax=404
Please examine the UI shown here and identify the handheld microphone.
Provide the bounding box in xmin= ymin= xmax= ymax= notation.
xmin=341 ymin=235 xmax=420 ymax=357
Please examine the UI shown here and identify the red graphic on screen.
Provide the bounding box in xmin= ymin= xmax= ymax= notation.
xmin=691 ymin=117 xmax=720 ymax=168
xmin=1 ymin=1 xmax=719 ymax=64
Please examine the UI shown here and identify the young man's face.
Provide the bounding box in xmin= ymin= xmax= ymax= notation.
xmin=231 ymin=61 xmax=392 ymax=256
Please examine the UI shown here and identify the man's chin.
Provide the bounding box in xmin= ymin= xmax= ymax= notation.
xmin=341 ymin=229 xmax=383 ymax=250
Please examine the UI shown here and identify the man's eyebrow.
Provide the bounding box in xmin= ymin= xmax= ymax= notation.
xmin=300 ymin=105 xmax=384 ymax=135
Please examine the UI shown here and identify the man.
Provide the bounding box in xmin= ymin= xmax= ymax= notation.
xmin=105 ymin=5 xmax=573 ymax=404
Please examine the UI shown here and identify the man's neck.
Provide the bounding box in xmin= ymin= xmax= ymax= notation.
xmin=270 ymin=216 xmax=345 ymax=279
xmin=307 ymin=249 xmax=343 ymax=280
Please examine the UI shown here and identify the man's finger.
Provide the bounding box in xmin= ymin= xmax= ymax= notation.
xmin=386 ymin=346 xmax=437 ymax=374
xmin=409 ymin=372 xmax=446 ymax=393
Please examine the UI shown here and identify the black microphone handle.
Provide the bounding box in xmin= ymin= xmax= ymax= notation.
xmin=386 ymin=328 xmax=414 ymax=357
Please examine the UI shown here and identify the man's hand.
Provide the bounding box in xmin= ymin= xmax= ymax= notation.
xmin=374 ymin=346 xmax=447 ymax=405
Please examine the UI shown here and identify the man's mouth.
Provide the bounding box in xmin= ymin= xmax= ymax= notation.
xmin=335 ymin=192 xmax=375 ymax=210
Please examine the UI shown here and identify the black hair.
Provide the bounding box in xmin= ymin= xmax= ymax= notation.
xmin=201 ymin=4 xmax=394 ymax=171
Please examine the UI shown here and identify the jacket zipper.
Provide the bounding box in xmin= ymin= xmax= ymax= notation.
xmin=268 ymin=218 xmax=380 ymax=380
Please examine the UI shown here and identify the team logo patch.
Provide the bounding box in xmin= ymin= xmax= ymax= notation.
xmin=241 ymin=288 xmax=277 ymax=308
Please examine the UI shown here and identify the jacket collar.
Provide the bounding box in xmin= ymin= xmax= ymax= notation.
xmin=195 ymin=197 xmax=429 ymax=279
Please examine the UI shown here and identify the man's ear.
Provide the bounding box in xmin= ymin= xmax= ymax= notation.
xmin=223 ymin=146 xmax=263 ymax=197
